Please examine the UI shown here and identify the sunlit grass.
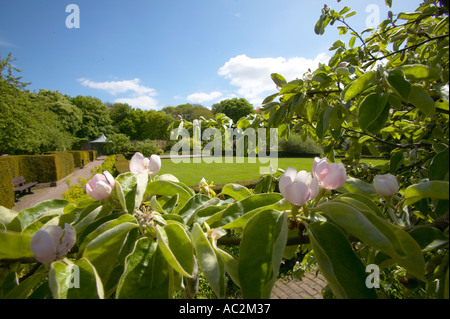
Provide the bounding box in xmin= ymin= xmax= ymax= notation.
xmin=158 ymin=156 xmax=386 ymax=186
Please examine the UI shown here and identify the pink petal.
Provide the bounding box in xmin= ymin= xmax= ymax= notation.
xmin=148 ymin=155 xmax=161 ymax=175
xmin=129 ymin=152 xmax=145 ymax=173
xmin=57 ymin=223 xmax=76 ymax=258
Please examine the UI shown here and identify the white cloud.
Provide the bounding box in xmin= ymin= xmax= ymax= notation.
xmin=77 ymin=77 xmax=158 ymax=110
xmin=187 ymin=91 xmax=223 ymax=103
xmin=114 ymin=96 xmax=158 ymax=110
xmin=0 ymin=39 xmax=16 ymax=48
xmin=78 ymin=78 xmax=156 ymax=96
xmin=218 ymin=53 xmax=329 ymax=105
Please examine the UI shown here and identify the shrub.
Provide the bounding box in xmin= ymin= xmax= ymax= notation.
xmin=61 ymin=177 xmax=89 ymax=204
xmin=133 ymin=140 xmax=163 ymax=157
xmin=114 ymin=154 xmax=130 ymax=174
xmin=0 ymin=158 xmax=14 ymax=208
xmin=95 ymin=154 xmax=118 ymax=177
xmin=278 ymin=133 xmax=323 ymax=155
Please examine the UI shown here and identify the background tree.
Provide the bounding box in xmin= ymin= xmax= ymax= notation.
xmin=211 ymin=98 xmax=254 ymax=123
xmin=71 ymin=95 xmax=114 ymax=141
xmin=162 ymin=103 xmax=214 ymax=121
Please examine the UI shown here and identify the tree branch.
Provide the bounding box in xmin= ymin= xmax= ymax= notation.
xmin=367 ymin=33 xmax=449 ymax=63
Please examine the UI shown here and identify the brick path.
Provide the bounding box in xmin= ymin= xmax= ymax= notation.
xmin=271 ymin=272 xmax=327 ymax=299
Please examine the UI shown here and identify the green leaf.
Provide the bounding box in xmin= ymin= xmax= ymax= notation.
xmin=279 ymin=79 xmax=302 ymax=95
xmin=238 ymin=210 xmax=287 ymax=299
xmin=116 ymin=238 xmax=172 ymax=299
xmin=217 ymin=193 xmax=284 ymax=227
xmin=404 ymin=180 xmax=449 ymax=205
xmin=83 ymin=222 xmax=139 ymax=282
xmin=3 ymin=269 xmax=46 ymax=299
xmin=358 ymin=93 xmax=389 ymax=134
xmin=215 ymin=246 xmax=240 ymax=287
xmin=0 ymin=231 xmax=33 ymax=260
xmin=262 ymin=92 xmax=279 ymax=105
xmin=156 ymin=223 xmax=195 ymax=278
xmin=162 ymin=194 xmax=179 ymax=214
xmin=134 ymin=171 xmax=149 ymax=211
xmin=49 ymin=258 xmax=104 ymax=299
xmin=316 ymin=106 xmax=334 ymax=139
xmin=428 ymin=148 xmax=449 ymax=181
xmin=177 ymin=194 xmax=211 ymax=223
xmin=342 ymin=71 xmax=376 ymax=102
xmin=78 ymin=213 xmax=133 ymax=252
xmin=222 ymin=198 xmax=291 ymax=230
xmin=399 ymin=64 xmax=441 ymax=81
xmin=0 ymin=206 xmax=18 ymax=230
xmin=349 ymin=36 xmax=356 ymax=48
xmin=390 ymin=151 xmax=405 ymax=173
xmin=408 ymin=226 xmax=448 ymax=252
xmin=336 ymin=193 xmax=384 ymax=219
xmin=73 ymin=204 xmax=113 ymax=236
xmin=191 ymin=223 xmax=225 ymax=298
xmin=387 ymin=70 xmax=411 ymax=99
xmin=220 ymin=183 xmax=253 ymax=201
xmin=307 ymin=221 xmax=378 ymax=299
xmin=314 ymin=14 xmax=326 ymax=35
xmin=271 ymin=73 xmax=287 ymax=88
xmin=145 ymin=180 xmax=193 ymax=213
xmin=313 ymin=200 xmax=426 ymax=281
xmin=408 ymin=85 xmax=436 ymax=117
xmin=398 ymin=12 xmax=422 ymax=20
xmin=114 ymin=172 xmax=137 ymax=213
xmin=337 ymin=177 xmax=377 ymax=197
xmin=16 ymin=199 xmax=68 ymax=232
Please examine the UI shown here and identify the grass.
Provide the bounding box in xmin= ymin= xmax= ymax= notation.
xmin=158 ymin=156 xmax=387 ymax=187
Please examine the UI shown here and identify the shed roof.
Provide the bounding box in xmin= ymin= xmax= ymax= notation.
xmin=89 ymin=133 xmax=108 ymax=143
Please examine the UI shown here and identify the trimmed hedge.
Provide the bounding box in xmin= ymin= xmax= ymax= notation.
xmin=0 ymin=158 xmax=15 ymax=209
xmin=87 ymin=150 xmax=97 ymax=162
xmin=66 ymin=150 xmax=90 ymax=167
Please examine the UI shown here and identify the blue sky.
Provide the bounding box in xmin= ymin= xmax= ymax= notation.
xmin=0 ymin=0 xmax=423 ymax=111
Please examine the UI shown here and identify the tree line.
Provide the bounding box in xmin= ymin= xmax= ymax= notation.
xmin=0 ymin=52 xmax=254 ymax=155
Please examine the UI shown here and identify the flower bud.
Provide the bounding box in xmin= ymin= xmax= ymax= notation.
xmin=130 ymin=152 xmax=161 ymax=176
xmin=86 ymin=171 xmax=115 ymax=200
xmin=373 ymin=174 xmax=399 ymax=197
xmin=312 ymin=157 xmax=347 ymax=190
xmin=30 ymin=224 xmax=76 ymax=264
xmin=279 ymin=167 xmax=319 ymax=206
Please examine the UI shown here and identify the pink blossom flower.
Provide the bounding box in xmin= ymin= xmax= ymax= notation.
xmin=279 ymin=167 xmax=319 ymax=206
xmin=86 ymin=171 xmax=115 ymax=200
xmin=373 ymin=174 xmax=399 ymax=197
xmin=129 ymin=152 xmax=161 ymax=176
xmin=312 ymin=157 xmax=347 ymax=190
xmin=30 ymin=223 xmax=76 ymax=264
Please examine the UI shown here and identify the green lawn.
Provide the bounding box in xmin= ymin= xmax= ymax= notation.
xmin=158 ymin=156 xmax=386 ymax=187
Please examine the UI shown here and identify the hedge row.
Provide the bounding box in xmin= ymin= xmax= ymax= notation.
xmin=0 ymin=150 xmax=97 ymax=209
xmin=0 ymin=159 xmax=15 ymax=209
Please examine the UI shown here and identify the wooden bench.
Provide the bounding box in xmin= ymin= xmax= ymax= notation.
xmin=13 ymin=176 xmax=37 ymax=202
